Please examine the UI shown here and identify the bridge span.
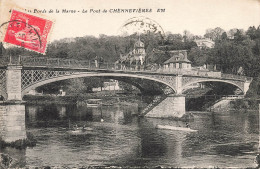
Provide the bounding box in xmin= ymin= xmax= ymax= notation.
xmin=0 ymin=57 xmax=253 ymax=143
xmin=0 ymin=57 xmax=252 ymax=115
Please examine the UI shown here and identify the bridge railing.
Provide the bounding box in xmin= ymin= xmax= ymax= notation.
xmin=221 ymin=73 xmax=253 ymax=81
xmin=0 ymin=57 xmax=12 ymax=66
xmin=156 ymin=68 xmax=222 ymax=77
xmin=21 ymin=56 xmax=150 ymax=71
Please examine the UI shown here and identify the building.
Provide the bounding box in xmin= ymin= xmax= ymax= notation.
xmin=27 ymin=89 xmax=43 ymax=95
xmin=59 ymin=89 xmax=66 ymax=96
xmin=132 ymin=38 xmax=146 ymax=65
xmin=195 ymin=38 xmax=215 ymax=49
xmin=163 ymin=50 xmax=191 ymax=70
xmin=92 ymin=80 xmax=122 ymax=92
xmin=117 ymin=38 xmax=146 ymax=68
xmin=103 ymin=80 xmax=121 ymax=91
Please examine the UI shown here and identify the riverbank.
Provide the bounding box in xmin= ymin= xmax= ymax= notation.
xmin=23 ymin=92 xmax=143 ymax=105
xmin=0 ymin=132 xmax=36 ymax=149
xmin=202 ymin=98 xmax=260 ymax=112
xmin=230 ymin=98 xmax=260 ymax=111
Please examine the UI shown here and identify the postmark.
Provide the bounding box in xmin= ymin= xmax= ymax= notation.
xmin=3 ymin=9 xmax=53 ymax=54
xmin=118 ymin=16 xmax=165 ymax=40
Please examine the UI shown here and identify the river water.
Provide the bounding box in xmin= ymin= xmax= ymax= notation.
xmin=1 ymin=102 xmax=259 ymax=168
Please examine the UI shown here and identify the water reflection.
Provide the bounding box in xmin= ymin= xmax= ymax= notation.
xmin=0 ymin=103 xmax=259 ymax=168
xmin=0 ymin=104 xmax=26 ymax=142
xmin=1 ymin=147 xmax=26 ymax=168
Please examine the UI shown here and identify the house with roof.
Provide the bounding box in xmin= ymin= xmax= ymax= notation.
xmin=131 ymin=38 xmax=146 ymax=65
xmin=163 ymin=50 xmax=192 ymax=70
xmin=117 ymin=38 xmax=146 ymax=68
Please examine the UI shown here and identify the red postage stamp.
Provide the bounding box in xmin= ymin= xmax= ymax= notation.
xmin=3 ymin=9 xmax=53 ymax=54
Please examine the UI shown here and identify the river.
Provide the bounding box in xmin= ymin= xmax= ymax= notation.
xmin=1 ymin=102 xmax=259 ymax=168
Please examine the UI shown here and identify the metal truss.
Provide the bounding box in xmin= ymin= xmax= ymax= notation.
xmin=0 ymin=69 xmax=6 ymax=99
xmin=21 ymin=69 xmax=76 ymax=90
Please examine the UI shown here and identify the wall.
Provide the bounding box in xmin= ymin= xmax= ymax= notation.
xmin=145 ymin=95 xmax=186 ymax=118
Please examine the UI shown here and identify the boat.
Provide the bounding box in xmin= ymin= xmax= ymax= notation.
xmin=67 ymin=121 xmax=94 ymax=135
xmin=86 ymin=99 xmax=102 ymax=107
xmin=67 ymin=127 xmax=94 ymax=135
xmin=156 ymin=125 xmax=197 ymax=132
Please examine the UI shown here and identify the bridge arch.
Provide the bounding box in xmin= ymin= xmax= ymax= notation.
xmin=21 ymin=72 xmax=177 ymax=97
xmin=182 ymin=79 xmax=244 ymax=94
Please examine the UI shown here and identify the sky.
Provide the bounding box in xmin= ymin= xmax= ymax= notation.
xmin=1 ymin=0 xmax=260 ymax=41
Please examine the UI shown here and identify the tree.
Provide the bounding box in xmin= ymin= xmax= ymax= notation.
xmin=183 ymin=30 xmax=193 ymax=42
xmin=0 ymin=42 xmax=5 ymax=57
xmin=188 ymin=48 xmax=209 ymax=66
xmin=83 ymin=77 xmax=104 ymax=92
xmin=66 ymin=78 xmax=88 ymax=94
xmin=221 ymin=32 xmax=228 ymax=40
xmin=118 ymin=81 xmax=135 ymax=93
xmin=212 ymin=36 xmax=256 ymax=75
xmin=234 ymin=29 xmax=247 ymax=42
xmin=166 ymin=33 xmax=183 ymax=43
xmin=246 ymin=26 xmax=257 ymax=40
xmin=204 ymin=27 xmax=225 ymax=41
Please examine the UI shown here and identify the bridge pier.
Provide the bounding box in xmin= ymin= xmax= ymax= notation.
xmin=145 ymin=94 xmax=186 ymax=118
xmin=6 ymin=65 xmax=22 ymax=101
xmin=0 ymin=102 xmax=26 ymax=143
xmin=244 ymin=80 xmax=251 ymax=95
xmin=0 ymin=65 xmax=26 ymax=143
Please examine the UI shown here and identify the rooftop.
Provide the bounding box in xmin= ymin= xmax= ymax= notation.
xmin=134 ymin=39 xmax=144 ymax=48
xmin=164 ymin=50 xmax=191 ymax=64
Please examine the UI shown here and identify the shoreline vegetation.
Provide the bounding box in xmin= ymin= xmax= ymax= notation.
xmin=23 ymin=89 xmax=260 ymax=112
xmin=230 ymin=98 xmax=260 ymax=111
xmin=23 ymin=92 xmax=143 ymax=105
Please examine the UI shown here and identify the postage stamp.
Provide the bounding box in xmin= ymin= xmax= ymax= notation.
xmin=3 ymin=9 xmax=53 ymax=54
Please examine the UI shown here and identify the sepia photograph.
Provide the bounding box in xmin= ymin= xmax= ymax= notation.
xmin=0 ymin=0 xmax=260 ymax=168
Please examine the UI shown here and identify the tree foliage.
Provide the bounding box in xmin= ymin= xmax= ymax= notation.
xmin=204 ymin=27 xmax=225 ymax=41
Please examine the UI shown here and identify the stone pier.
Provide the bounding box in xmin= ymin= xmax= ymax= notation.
xmin=0 ymin=103 xmax=26 ymax=143
xmin=6 ymin=65 xmax=22 ymax=101
xmin=145 ymin=94 xmax=186 ymax=118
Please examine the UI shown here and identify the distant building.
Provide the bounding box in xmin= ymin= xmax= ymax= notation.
xmin=163 ymin=50 xmax=191 ymax=70
xmin=132 ymin=38 xmax=146 ymax=65
xmin=195 ymin=38 xmax=215 ymax=49
xmin=59 ymin=89 xmax=66 ymax=96
xmin=103 ymin=80 xmax=121 ymax=91
xmin=184 ymin=83 xmax=204 ymax=91
xmin=93 ymin=80 xmax=122 ymax=92
xmin=27 ymin=89 xmax=37 ymax=95
xmin=117 ymin=38 xmax=146 ymax=68
xmin=27 ymin=89 xmax=43 ymax=95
